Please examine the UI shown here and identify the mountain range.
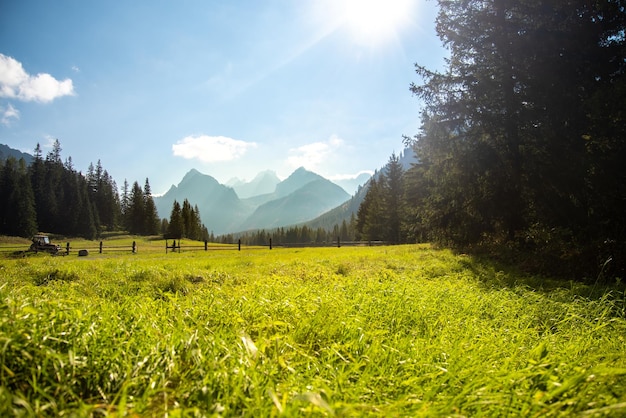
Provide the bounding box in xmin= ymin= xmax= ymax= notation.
xmin=154 ymin=167 xmax=355 ymax=234
xmin=1 ymin=143 xmax=417 ymax=236
xmin=156 ymin=149 xmax=417 ymax=235
xmin=0 ymin=144 xmax=34 ymax=165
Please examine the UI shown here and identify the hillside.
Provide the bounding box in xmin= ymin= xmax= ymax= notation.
xmin=155 ymin=167 xmax=350 ymax=234
xmin=238 ymin=178 xmax=350 ymax=230
xmin=154 ymin=169 xmax=253 ymax=234
xmin=226 ymin=170 xmax=280 ymax=199
xmin=304 ymin=147 xmax=417 ymax=230
xmin=0 ymin=144 xmax=34 ymax=165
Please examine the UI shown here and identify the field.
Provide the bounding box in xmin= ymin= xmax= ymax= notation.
xmin=0 ymin=238 xmax=625 ymax=416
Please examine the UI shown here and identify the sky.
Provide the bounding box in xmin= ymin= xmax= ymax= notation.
xmin=0 ymin=0 xmax=446 ymax=195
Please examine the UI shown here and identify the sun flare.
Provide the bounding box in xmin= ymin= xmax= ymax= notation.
xmin=340 ymin=0 xmax=414 ymax=46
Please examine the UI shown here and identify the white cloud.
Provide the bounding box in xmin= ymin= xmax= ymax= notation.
xmin=0 ymin=54 xmax=75 ymax=103
xmin=1 ymin=103 xmax=20 ymax=125
xmin=287 ymin=134 xmax=345 ymax=169
xmin=172 ymin=135 xmax=257 ymax=163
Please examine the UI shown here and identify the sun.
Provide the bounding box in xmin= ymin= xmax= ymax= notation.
xmin=340 ymin=0 xmax=414 ymax=47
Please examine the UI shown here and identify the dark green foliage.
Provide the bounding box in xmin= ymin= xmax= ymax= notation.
xmin=0 ymin=157 xmax=37 ymax=237
xmin=357 ymin=177 xmax=386 ymax=241
xmin=86 ymin=160 xmax=121 ymax=231
xmin=143 ymin=179 xmax=160 ymax=235
xmin=221 ymin=220 xmax=358 ymax=246
xmin=166 ymin=199 xmax=209 ymax=241
xmin=357 ymin=154 xmax=406 ymax=243
xmin=126 ymin=181 xmax=145 ymax=235
xmin=350 ymin=1 xmax=625 ymax=278
xmin=399 ymin=0 xmax=626 ymax=278
xmin=166 ymin=200 xmax=184 ymax=239
xmin=0 ymin=140 xmax=160 ymax=239
xmin=382 ymin=153 xmax=404 ymax=244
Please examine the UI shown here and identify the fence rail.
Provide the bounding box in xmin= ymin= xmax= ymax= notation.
xmin=1 ymin=238 xmax=389 ymax=257
xmin=0 ymin=241 xmax=138 ymax=255
xmin=165 ymin=238 xmax=387 ymax=253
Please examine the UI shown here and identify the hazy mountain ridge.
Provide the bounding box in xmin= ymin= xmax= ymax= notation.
xmin=0 ymin=144 xmax=34 ymax=165
xmin=155 ymin=166 xmax=352 ymax=234
xmin=226 ymin=170 xmax=280 ymax=199
xmin=332 ymin=172 xmax=372 ymax=195
xmin=0 ymin=142 xmax=413 ymax=236
xmin=303 ymin=147 xmax=418 ymax=231
xmin=238 ymin=177 xmax=350 ymax=231
xmin=155 ymin=169 xmax=250 ymax=233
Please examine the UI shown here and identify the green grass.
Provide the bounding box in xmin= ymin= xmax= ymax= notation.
xmin=0 ymin=242 xmax=625 ymax=416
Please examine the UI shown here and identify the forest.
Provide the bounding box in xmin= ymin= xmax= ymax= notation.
xmin=0 ymin=139 xmax=164 ymax=240
xmin=355 ymin=0 xmax=625 ymax=280
xmin=0 ymin=140 xmax=346 ymax=245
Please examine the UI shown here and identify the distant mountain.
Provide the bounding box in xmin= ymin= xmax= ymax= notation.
xmin=305 ymin=183 xmax=368 ymax=230
xmin=304 ymin=147 xmax=418 ymax=230
xmin=238 ymin=166 xmax=332 ymax=208
xmin=238 ymin=176 xmax=350 ymax=230
xmin=0 ymin=144 xmax=34 ymax=165
xmin=154 ymin=149 xmax=416 ymax=235
xmin=333 ymin=172 xmax=371 ymax=195
xmin=274 ymin=167 xmax=322 ymax=197
xmin=226 ymin=170 xmax=280 ymax=198
xmin=154 ymin=169 xmax=253 ymax=234
xmin=155 ymin=167 xmax=351 ymax=235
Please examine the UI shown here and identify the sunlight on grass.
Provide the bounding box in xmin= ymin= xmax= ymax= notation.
xmin=0 ymin=243 xmax=624 ymax=415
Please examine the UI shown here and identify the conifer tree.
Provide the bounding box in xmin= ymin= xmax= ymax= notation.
xmin=127 ymin=181 xmax=145 ymax=234
xmin=120 ymin=179 xmax=130 ymax=229
xmin=0 ymin=158 xmax=38 ymax=237
xmin=382 ymin=153 xmax=404 ymax=244
xmin=142 ymin=178 xmax=160 ymax=235
xmin=406 ymin=0 xmax=626 ymax=274
xmin=356 ymin=176 xmax=386 ymax=241
xmin=166 ymin=200 xmax=183 ymax=239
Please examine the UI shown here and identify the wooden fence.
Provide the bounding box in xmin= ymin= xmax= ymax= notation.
xmin=67 ymin=241 xmax=138 ymax=255
xmin=1 ymin=239 xmax=388 ymax=257
xmin=164 ymin=238 xmax=387 ymax=253
xmin=0 ymin=241 xmax=138 ymax=256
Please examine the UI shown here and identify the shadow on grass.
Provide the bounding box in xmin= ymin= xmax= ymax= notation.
xmin=455 ymin=249 xmax=625 ymax=312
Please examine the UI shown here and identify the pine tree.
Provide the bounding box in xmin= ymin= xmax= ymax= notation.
xmin=407 ymin=0 xmax=626 ymax=274
xmin=30 ymin=143 xmax=45 ymax=232
xmin=382 ymin=153 xmax=404 ymax=244
xmin=120 ymin=179 xmax=130 ymax=230
xmin=0 ymin=158 xmax=38 ymax=237
xmin=356 ymin=176 xmax=387 ymax=241
xmin=127 ymin=181 xmax=145 ymax=234
xmin=166 ymin=200 xmax=183 ymax=239
xmin=143 ymin=178 xmax=160 ymax=235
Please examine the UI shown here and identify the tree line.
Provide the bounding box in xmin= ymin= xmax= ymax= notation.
xmin=357 ymin=0 xmax=626 ymax=279
xmin=0 ymin=140 xmax=166 ymax=239
xmin=218 ymin=217 xmax=357 ymax=246
xmin=0 ymin=139 xmax=349 ymax=245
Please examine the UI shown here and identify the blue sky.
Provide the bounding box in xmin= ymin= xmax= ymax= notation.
xmin=0 ymin=0 xmax=446 ymax=194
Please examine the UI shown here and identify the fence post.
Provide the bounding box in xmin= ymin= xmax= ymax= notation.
xmin=337 ymin=237 xmax=341 ymax=248
xmin=205 ymin=240 xmax=208 ymax=251
xmin=99 ymin=241 xmax=103 ymax=254
xmin=132 ymin=241 xmax=136 ymax=253
xmin=269 ymin=238 xmax=272 ymax=250
xmin=238 ymin=239 xmax=241 ymax=251
xmin=66 ymin=242 xmax=70 ymax=255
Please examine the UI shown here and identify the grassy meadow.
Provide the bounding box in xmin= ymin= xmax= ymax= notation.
xmin=0 ymin=238 xmax=625 ymax=416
